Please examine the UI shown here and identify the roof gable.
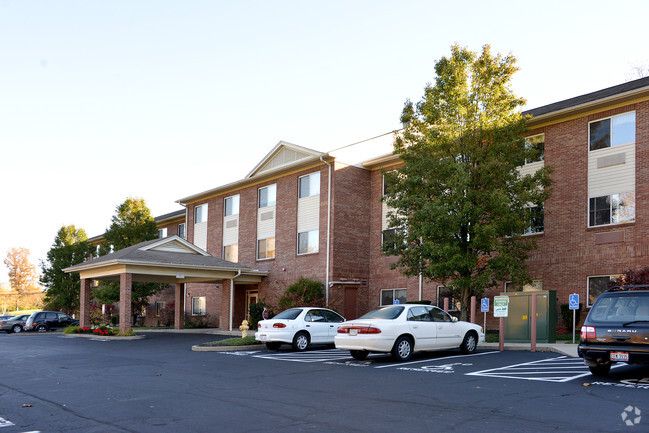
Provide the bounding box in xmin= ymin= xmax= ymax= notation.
xmin=246 ymin=141 xmax=326 ymax=179
xmin=139 ymin=236 xmax=209 ymax=256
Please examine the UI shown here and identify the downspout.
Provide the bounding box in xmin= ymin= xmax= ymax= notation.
xmin=229 ymin=269 xmax=242 ymax=331
xmin=419 ymin=273 xmax=423 ymax=301
xmin=320 ymin=156 xmax=332 ymax=306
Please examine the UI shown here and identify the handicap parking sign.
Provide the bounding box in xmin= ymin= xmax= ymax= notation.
xmin=569 ymin=294 xmax=579 ymax=310
xmin=480 ymin=298 xmax=489 ymax=313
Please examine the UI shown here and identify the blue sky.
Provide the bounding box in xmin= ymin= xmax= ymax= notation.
xmin=1 ymin=0 xmax=648 ymax=283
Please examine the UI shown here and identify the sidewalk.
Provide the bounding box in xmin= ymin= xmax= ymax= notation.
xmin=479 ymin=341 xmax=579 ymax=358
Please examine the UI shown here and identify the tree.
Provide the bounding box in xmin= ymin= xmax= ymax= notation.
xmin=383 ymin=44 xmax=553 ymax=321
xmin=40 ymin=225 xmax=94 ymax=314
xmin=4 ymin=247 xmax=39 ymax=296
xmin=611 ymin=267 xmax=649 ymax=286
xmin=94 ymin=197 xmax=161 ymax=324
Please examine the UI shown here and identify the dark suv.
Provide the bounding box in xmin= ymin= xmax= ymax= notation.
xmin=579 ymin=286 xmax=649 ymax=376
xmin=24 ymin=311 xmax=79 ymax=333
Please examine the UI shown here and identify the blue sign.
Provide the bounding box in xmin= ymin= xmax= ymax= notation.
xmin=480 ymin=298 xmax=489 ymax=313
xmin=569 ymin=294 xmax=579 ymax=310
xmin=393 ymin=299 xmax=400 ymax=305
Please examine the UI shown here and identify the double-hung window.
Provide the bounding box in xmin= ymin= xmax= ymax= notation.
xmin=224 ymin=195 xmax=239 ymax=217
xmin=298 ymin=172 xmax=320 ymax=198
xmin=297 ymin=230 xmax=318 ymax=255
xmin=194 ymin=204 xmax=207 ymax=223
xmin=178 ymin=223 xmax=186 ymax=239
xmin=192 ymin=297 xmax=206 ymax=316
xmin=158 ymin=228 xmax=167 ymax=238
xmin=258 ymin=185 xmax=276 ymax=208
xmin=524 ymin=134 xmax=544 ymax=164
xmin=589 ymin=112 xmax=635 ymax=151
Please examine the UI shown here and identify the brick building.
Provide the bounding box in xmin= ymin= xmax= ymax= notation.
xmin=81 ymin=76 xmax=649 ymax=332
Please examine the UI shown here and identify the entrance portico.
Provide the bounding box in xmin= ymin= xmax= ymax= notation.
xmin=65 ymin=236 xmax=266 ymax=334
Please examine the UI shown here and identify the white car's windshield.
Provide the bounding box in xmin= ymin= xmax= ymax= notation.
xmin=273 ymin=309 xmax=302 ymax=320
xmin=358 ymin=306 xmax=404 ymax=320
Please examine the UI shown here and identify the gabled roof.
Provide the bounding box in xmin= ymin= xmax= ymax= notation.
xmin=245 ymin=141 xmax=327 ymax=179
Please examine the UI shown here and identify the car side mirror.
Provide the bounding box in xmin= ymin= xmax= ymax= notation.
xmin=452 ymin=317 xmax=458 ymax=322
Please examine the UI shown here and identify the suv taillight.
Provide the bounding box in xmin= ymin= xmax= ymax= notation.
xmin=581 ymin=326 xmax=596 ymax=340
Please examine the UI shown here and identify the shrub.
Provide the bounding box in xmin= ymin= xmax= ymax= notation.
xmin=184 ymin=313 xmax=212 ymax=328
xmin=611 ymin=267 xmax=649 ymax=286
xmin=158 ymin=301 xmax=175 ymax=327
xmin=249 ymin=300 xmax=274 ymax=330
xmin=560 ymin=303 xmax=582 ymax=329
xmin=278 ymin=277 xmax=325 ymax=311
xmin=70 ymin=325 xmax=118 ymax=336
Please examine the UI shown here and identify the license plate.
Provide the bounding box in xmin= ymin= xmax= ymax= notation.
xmin=349 ymin=329 xmax=358 ymax=336
xmin=610 ymin=351 xmax=629 ymax=362
xmin=258 ymin=334 xmax=268 ymax=341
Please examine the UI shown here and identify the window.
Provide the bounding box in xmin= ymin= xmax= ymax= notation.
xmin=257 ymin=237 xmax=275 ymax=260
xmin=194 ymin=204 xmax=208 ymax=223
xmin=297 ymin=230 xmax=318 ymax=254
xmin=155 ymin=301 xmax=166 ymax=317
xmin=436 ymin=286 xmax=458 ymax=311
xmin=178 ymin=223 xmax=186 ymax=239
xmin=407 ymin=306 xmax=433 ymax=321
xmin=589 ymin=112 xmax=635 ymax=151
xmin=383 ymin=173 xmax=395 ymax=196
xmin=158 ymin=228 xmax=167 ymax=239
xmin=192 ymin=297 xmax=206 ymax=315
xmin=382 ymin=228 xmax=397 ymax=251
xmin=258 ymin=185 xmax=276 ymax=208
xmin=589 ymin=192 xmax=635 ymax=227
xmin=505 ymin=280 xmax=543 ymax=292
xmin=305 ymin=309 xmax=326 ymax=322
xmin=224 ymin=195 xmax=240 ymax=216
xmin=524 ymin=134 xmax=544 ymax=164
xmin=524 ymin=206 xmax=544 ymax=235
xmin=381 ymin=289 xmax=407 ymax=306
xmin=588 ymin=275 xmax=622 ymax=307
xmin=223 ymin=244 xmax=238 ymax=262
xmin=299 ymin=172 xmax=320 ymax=198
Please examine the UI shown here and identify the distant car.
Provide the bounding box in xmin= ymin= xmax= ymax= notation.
xmin=255 ymin=307 xmax=345 ymax=351
xmin=0 ymin=314 xmax=31 ymax=334
xmin=335 ymin=304 xmax=485 ymax=361
xmin=24 ymin=311 xmax=79 ymax=333
xmin=579 ymin=285 xmax=649 ymax=376
xmin=0 ymin=314 xmax=14 ymax=321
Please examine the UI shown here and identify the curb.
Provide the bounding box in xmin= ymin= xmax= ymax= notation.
xmin=191 ymin=344 xmax=266 ymax=352
xmin=63 ymin=333 xmax=146 ymax=341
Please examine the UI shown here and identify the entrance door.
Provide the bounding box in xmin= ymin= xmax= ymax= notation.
xmin=245 ymin=290 xmax=258 ymax=321
xmin=344 ymin=287 xmax=358 ymax=320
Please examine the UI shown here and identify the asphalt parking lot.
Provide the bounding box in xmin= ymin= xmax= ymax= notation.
xmin=1 ymin=331 xmax=648 ymax=432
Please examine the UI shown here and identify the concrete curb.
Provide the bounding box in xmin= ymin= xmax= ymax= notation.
xmin=63 ymin=333 xmax=146 ymax=341
xmin=479 ymin=342 xmax=579 ymax=358
xmin=191 ymin=344 xmax=265 ymax=352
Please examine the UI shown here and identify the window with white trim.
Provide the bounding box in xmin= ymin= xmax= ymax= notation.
xmin=158 ymin=228 xmax=167 ymax=239
xmin=224 ymin=195 xmax=240 ymax=216
xmin=588 ymin=275 xmax=623 ymax=306
xmin=223 ymin=244 xmax=238 ymax=262
xmin=258 ymin=185 xmax=276 ymax=208
xmin=589 ymin=112 xmax=635 ymax=151
xmin=589 ymin=192 xmax=635 ymax=227
xmin=192 ymin=297 xmax=206 ymax=316
xmin=257 ymin=237 xmax=275 ymax=260
xmin=381 ymin=288 xmax=407 ymax=306
xmin=194 ymin=204 xmax=208 ymax=223
xmin=178 ymin=223 xmax=186 ymax=239
xmin=524 ymin=206 xmax=544 ymax=235
xmin=155 ymin=301 xmax=165 ymax=317
xmin=299 ymin=172 xmax=320 ymax=198
xmin=524 ymin=134 xmax=544 ymax=164
xmin=297 ymin=230 xmax=318 ymax=254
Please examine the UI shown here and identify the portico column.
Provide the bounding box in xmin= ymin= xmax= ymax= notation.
xmin=79 ymin=278 xmax=91 ymax=328
xmin=119 ymin=273 xmax=132 ymax=334
xmin=174 ymin=283 xmax=184 ymax=330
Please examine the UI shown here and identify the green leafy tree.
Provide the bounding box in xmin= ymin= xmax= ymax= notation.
xmin=278 ymin=277 xmax=325 ymax=311
xmin=383 ymin=44 xmax=553 ymax=321
xmin=94 ymin=197 xmax=161 ymax=324
xmin=40 ymin=225 xmax=94 ymax=314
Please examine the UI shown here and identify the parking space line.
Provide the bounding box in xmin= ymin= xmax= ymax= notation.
xmin=466 ymin=356 xmax=598 ymax=382
xmin=0 ymin=416 xmax=15 ymax=428
xmin=253 ymin=349 xmax=352 ymax=363
xmin=374 ymin=350 xmax=500 ymax=369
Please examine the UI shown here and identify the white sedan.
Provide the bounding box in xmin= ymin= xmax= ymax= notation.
xmin=256 ymin=307 xmax=345 ymax=351
xmin=335 ymin=304 xmax=485 ymax=361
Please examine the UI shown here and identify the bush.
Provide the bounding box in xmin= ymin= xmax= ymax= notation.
xmin=68 ymin=325 xmax=118 ymax=336
xmin=249 ymin=300 xmax=274 ymax=330
xmin=560 ymin=303 xmax=582 ymax=329
xmin=184 ymin=313 xmax=212 ymax=328
xmin=158 ymin=301 xmax=175 ymax=327
xmin=278 ymin=277 xmax=325 ymax=311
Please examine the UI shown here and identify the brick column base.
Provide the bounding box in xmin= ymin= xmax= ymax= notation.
xmin=119 ymin=273 xmax=132 ymax=334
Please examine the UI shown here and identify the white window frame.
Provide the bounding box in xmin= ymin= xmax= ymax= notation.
xmin=297 ymin=230 xmax=318 ymax=255
xmin=588 ymin=192 xmax=635 ymax=228
xmin=588 ymin=111 xmax=635 ymax=152
xmin=258 ymin=184 xmax=276 ymax=208
xmin=587 ymin=275 xmax=622 ymax=307
xmin=155 ymin=301 xmax=166 ymax=317
xmin=158 ymin=228 xmax=167 ymax=239
xmin=257 ymin=237 xmax=275 ymax=260
xmin=194 ymin=204 xmax=208 ymax=223
xmin=191 ymin=296 xmax=206 ymax=316
xmin=224 ymin=194 xmax=240 ymax=217
xmin=298 ymin=172 xmax=320 ymax=199
xmin=223 ymin=244 xmax=238 ymax=262
xmin=524 ymin=133 xmax=545 ymax=165
xmin=380 ymin=288 xmax=407 ymax=306
xmin=523 ymin=206 xmax=544 ymax=235
xmin=178 ymin=223 xmax=186 ymax=239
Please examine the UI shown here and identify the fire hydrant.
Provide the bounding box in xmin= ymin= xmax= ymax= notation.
xmin=239 ymin=320 xmax=249 ymax=338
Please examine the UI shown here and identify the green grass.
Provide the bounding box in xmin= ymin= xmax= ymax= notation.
xmin=203 ymin=336 xmax=260 ymax=346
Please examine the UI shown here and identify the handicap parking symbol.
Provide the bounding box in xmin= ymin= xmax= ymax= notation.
xmin=569 ymin=294 xmax=579 ymax=310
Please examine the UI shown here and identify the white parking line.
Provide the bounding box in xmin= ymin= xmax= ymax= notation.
xmin=466 ymin=356 xmax=603 ymax=382
xmin=0 ymin=417 xmax=15 ymax=428
xmin=253 ymin=349 xmax=352 ymax=363
xmin=374 ymin=350 xmax=501 ymax=369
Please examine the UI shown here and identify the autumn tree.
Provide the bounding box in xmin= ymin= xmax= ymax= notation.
xmin=383 ymin=44 xmax=553 ymax=321
xmin=94 ymin=197 xmax=161 ymax=324
xmin=4 ymin=247 xmax=39 ymax=296
xmin=40 ymin=225 xmax=94 ymax=314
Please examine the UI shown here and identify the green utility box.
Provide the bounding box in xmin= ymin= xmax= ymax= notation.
xmin=502 ymin=290 xmax=557 ymax=343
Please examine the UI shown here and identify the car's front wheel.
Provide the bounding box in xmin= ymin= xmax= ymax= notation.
xmin=265 ymin=342 xmax=282 ymax=351
xmin=589 ymin=362 xmax=612 ymax=376
xmin=392 ymin=336 xmax=413 ymax=362
xmin=11 ymin=325 xmax=22 ymax=334
xmin=292 ymin=332 xmax=310 ymax=351
xmin=460 ymin=331 xmax=478 ymax=354
xmin=36 ymin=325 xmax=48 ymax=333
xmin=350 ymin=350 xmax=369 ymax=360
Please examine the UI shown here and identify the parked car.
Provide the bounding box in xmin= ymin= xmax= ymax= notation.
xmin=579 ymin=285 xmax=649 ymax=376
xmin=335 ymin=304 xmax=485 ymax=361
xmin=0 ymin=314 xmax=14 ymax=321
xmin=24 ymin=311 xmax=79 ymax=332
xmin=0 ymin=314 xmax=31 ymax=334
xmin=255 ymin=307 xmax=345 ymax=351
